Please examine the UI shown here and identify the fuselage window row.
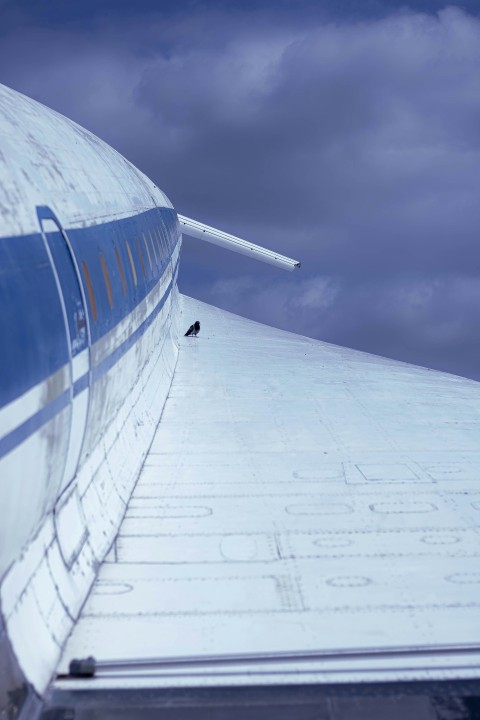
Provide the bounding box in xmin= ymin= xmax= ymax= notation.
xmin=79 ymin=227 xmax=168 ymax=322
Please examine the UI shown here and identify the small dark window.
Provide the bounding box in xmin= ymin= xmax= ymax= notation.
xmin=125 ymin=241 xmax=138 ymax=286
xmin=148 ymin=231 xmax=158 ymax=266
xmin=114 ymin=246 xmax=127 ymax=295
xmin=142 ymin=233 xmax=153 ymax=272
xmin=81 ymin=261 xmax=97 ymax=322
xmin=99 ymin=253 xmax=114 ymax=309
xmin=135 ymin=237 xmax=146 ymax=278
xmin=154 ymin=227 xmax=163 ymax=258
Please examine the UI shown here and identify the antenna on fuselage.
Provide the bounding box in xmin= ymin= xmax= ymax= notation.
xmin=178 ymin=215 xmax=301 ymax=272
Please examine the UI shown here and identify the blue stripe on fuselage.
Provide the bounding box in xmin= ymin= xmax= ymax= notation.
xmin=0 ymin=205 xmax=180 ymax=459
xmin=0 ymin=389 xmax=71 ymax=459
xmin=92 ymin=260 xmax=178 ymax=382
xmin=0 ymin=206 xmax=179 ymax=410
xmin=67 ymin=206 xmax=179 ymax=343
xmin=73 ymin=373 xmax=89 ymax=397
xmin=0 ymin=255 xmax=179 ymax=460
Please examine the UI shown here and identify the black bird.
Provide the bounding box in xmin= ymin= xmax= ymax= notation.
xmin=185 ymin=320 xmax=200 ymax=337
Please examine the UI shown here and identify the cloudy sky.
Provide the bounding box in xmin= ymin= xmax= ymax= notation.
xmin=1 ymin=0 xmax=479 ymax=380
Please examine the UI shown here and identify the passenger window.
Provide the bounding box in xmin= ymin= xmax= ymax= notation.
xmin=81 ymin=261 xmax=97 ymax=322
xmin=148 ymin=231 xmax=158 ymax=266
xmin=125 ymin=241 xmax=138 ymax=286
xmin=99 ymin=253 xmax=114 ymax=309
xmin=158 ymin=225 xmax=166 ymax=253
xmin=114 ymin=246 xmax=127 ymax=295
xmin=142 ymin=233 xmax=153 ymax=271
xmin=135 ymin=238 xmax=146 ymax=278
xmin=154 ymin=227 xmax=163 ymax=258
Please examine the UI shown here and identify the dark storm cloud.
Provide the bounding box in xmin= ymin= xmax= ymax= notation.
xmin=1 ymin=0 xmax=479 ymax=31
xmin=0 ymin=4 xmax=479 ymax=379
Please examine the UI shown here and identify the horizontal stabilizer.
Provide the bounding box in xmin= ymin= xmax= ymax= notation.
xmin=178 ymin=214 xmax=300 ymax=271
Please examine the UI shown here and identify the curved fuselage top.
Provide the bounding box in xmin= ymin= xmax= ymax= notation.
xmin=0 ymin=84 xmax=173 ymax=238
xmin=0 ymin=84 xmax=181 ymax=578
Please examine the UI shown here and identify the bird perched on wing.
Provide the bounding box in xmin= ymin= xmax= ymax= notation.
xmin=185 ymin=320 xmax=200 ymax=337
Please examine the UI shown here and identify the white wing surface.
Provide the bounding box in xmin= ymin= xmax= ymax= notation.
xmin=55 ymin=294 xmax=480 ymax=692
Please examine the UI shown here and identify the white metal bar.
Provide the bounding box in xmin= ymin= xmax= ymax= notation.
xmin=79 ymin=641 xmax=480 ymax=674
xmin=178 ymin=214 xmax=300 ymax=271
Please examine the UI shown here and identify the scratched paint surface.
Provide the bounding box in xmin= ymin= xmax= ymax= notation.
xmin=0 ymin=84 xmax=171 ymax=238
xmin=57 ymin=294 xmax=480 ymax=687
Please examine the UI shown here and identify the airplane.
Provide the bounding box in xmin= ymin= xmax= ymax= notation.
xmin=0 ymin=83 xmax=479 ymax=720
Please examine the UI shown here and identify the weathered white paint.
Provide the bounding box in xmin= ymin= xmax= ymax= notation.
xmin=0 ymin=85 xmax=171 ymax=239
xmin=0 ymin=366 xmax=69 ymax=439
xmin=71 ymin=350 xmax=89 ymax=383
xmin=1 ymin=289 xmax=180 ymax=693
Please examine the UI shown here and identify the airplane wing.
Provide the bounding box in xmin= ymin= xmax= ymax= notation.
xmin=51 ymin=293 xmax=480 ymax=715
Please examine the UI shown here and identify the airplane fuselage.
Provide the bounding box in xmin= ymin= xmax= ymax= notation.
xmin=0 ymin=84 xmax=181 ymax=710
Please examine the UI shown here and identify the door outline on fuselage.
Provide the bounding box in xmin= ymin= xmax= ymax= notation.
xmin=36 ymin=205 xmax=92 ymax=490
